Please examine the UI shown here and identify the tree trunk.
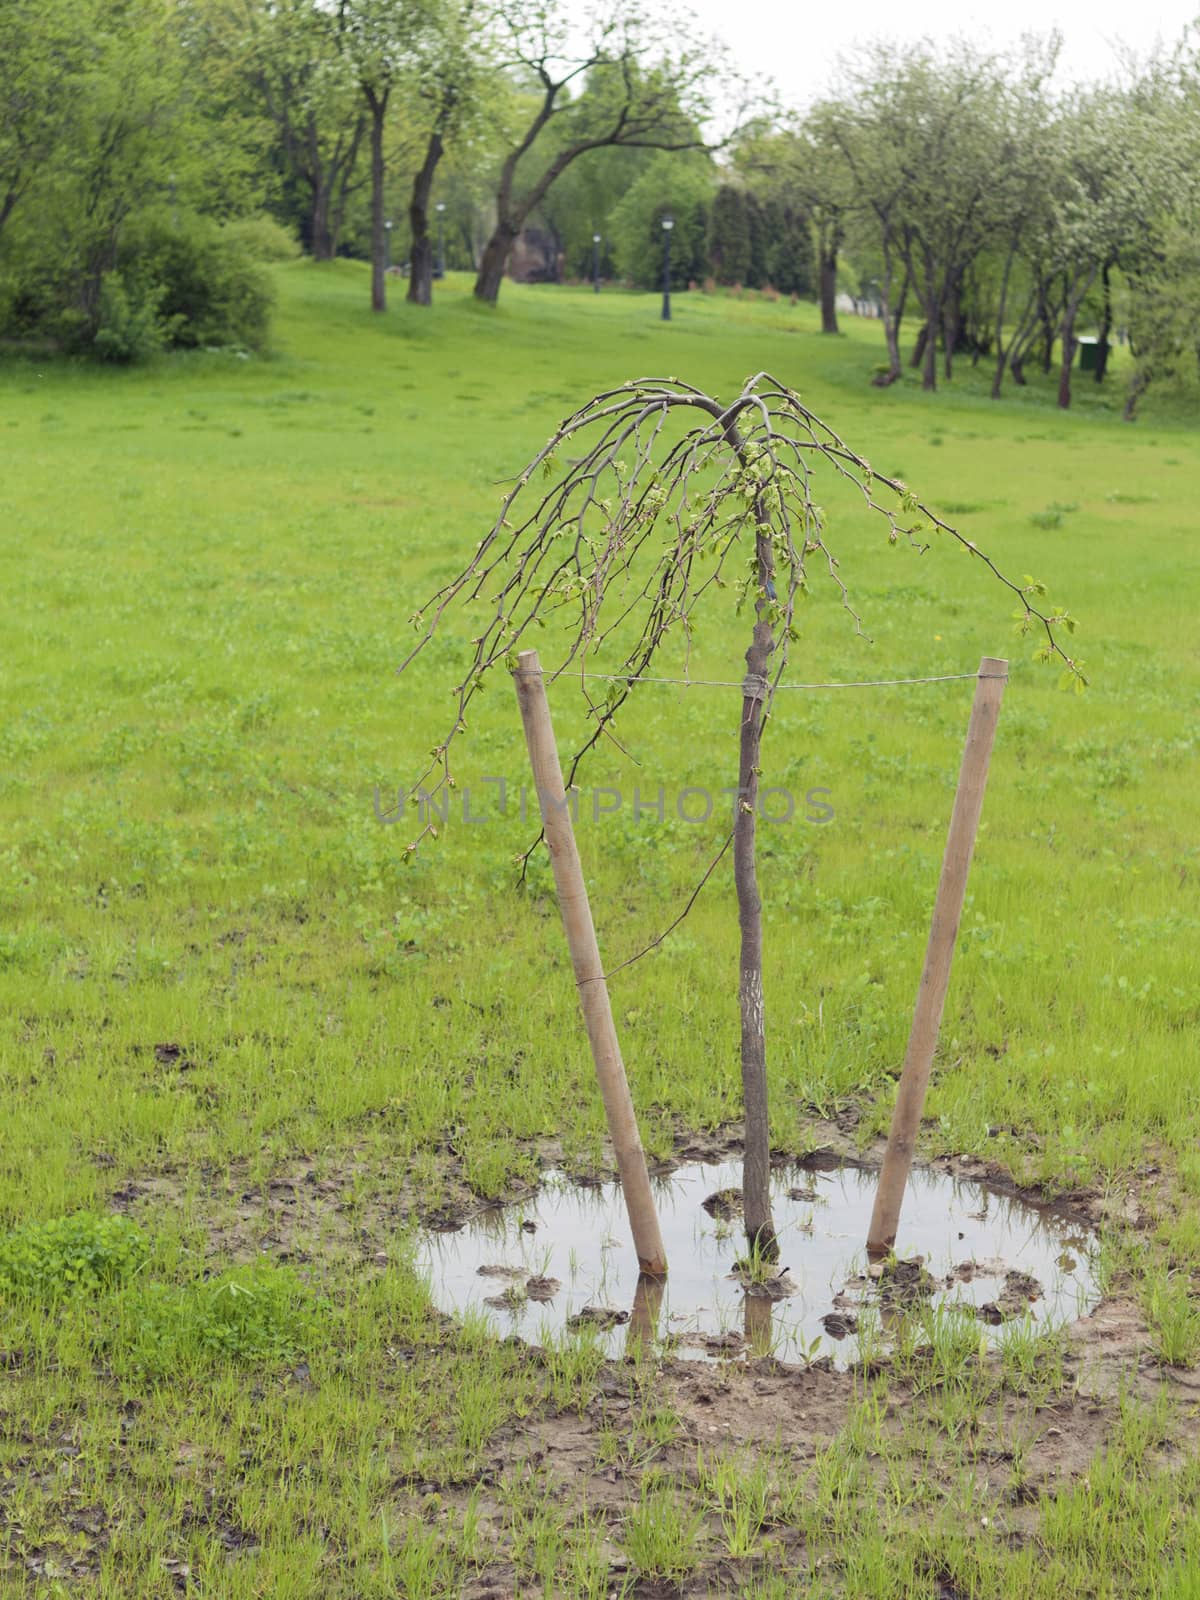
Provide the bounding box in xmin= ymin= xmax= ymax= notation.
xmin=311 ymin=181 xmax=335 ymax=262
xmin=1057 ymin=307 xmax=1076 ymax=409
xmin=734 ymin=523 xmax=778 ymax=1262
xmin=1039 ymin=295 xmax=1055 ymax=373
xmin=474 ymin=222 xmax=518 ymax=303
xmin=818 ymin=237 xmax=839 ymax=334
xmin=877 ymin=312 xmax=903 ymax=385
xmin=943 ymin=286 xmax=960 ymax=381
xmin=407 ymin=130 xmax=443 ymax=307
xmin=909 ymin=323 xmax=927 ymax=369
xmin=889 ymin=272 xmax=908 ymax=374
xmin=367 ymin=88 xmax=388 ymax=314
xmin=874 ymin=259 xmax=906 ymax=385
xmin=990 ymin=246 xmax=1018 ymax=400
xmin=922 ymin=310 xmax=938 ymax=392
xmin=1123 ymin=367 xmax=1148 ymax=420
xmin=1095 ymin=259 xmax=1113 ymax=382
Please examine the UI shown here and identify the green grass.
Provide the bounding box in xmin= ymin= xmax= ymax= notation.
xmin=1 ymin=261 xmax=1198 ymax=1593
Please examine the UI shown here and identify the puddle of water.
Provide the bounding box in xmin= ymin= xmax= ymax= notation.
xmin=418 ymin=1161 xmax=1100 ymax=1367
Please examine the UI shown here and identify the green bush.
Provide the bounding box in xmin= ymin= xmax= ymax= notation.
xmin=92 ymin=272 xmax=172 ymax=364
xmin=221 ymin=214 xmax=302 ymax=263
xmin=0 ymin=209 xmax=275 ymax=356
xmin=0 ymin=1213 xmax=149 ymax=1298
xmin=122 ymin=211 xmax=275 ymax=351
xmin=608 ymin=151 xmax=713 ymax=290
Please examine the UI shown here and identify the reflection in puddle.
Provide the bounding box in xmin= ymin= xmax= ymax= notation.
xmin=418 ymin=1160 xmax=1099 ymax=1367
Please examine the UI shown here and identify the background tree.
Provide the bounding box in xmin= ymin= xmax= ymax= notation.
xmin=854 ymin=44 xmax=1004 ymax=390
xmin=0 ymin=0 xmax=273 ymax=356
xmin=404 ymin=0 xmax=481 ymax=305
xmin=471 ymin=0 xmax=721 ymax=303
xmin=757 ymin=196 xmax=812 ymax=293
xmin=234 ymin=0 xmax=365 ymax=260
xmin=814 ymin=94 xmax=909 ymax=378
xmin=738 ymin=122 xmax=851 ymax=331
xmin=1039 ymin=91 xmax=1141 ymax=409
xmin=0 ymin=0 xmax=96 ymax=242
xmin=606 ymin=149 xmax=712 ymax=287
xmin=341 ymin=0 xmax=429 ymax=313
xmin=708 ymin=184 xmax=751 ymax=285
xmin=1118 ymin=53 xmax=1200 ymax=415
xmin=536 ymin=143 xmax=655 ymax=278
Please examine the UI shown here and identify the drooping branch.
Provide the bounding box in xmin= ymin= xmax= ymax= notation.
xmin=397 ymin=372 xmax=1082 ymax=858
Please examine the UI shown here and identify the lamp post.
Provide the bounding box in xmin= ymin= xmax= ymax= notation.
xmin=384 ymin=218 xmax=393 ymax=274
xmin=592 ymin=232 xmax=601 ymax=294
xmin=435 ymin=201 xmax=446 ymax=280
xmin=661 ymin=215 xmax=674 ymax=322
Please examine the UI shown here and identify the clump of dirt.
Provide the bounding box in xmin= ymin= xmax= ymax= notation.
xmin=701 ymin=1188 xmax=743 ymax=1220
xmin=567 ymin=1306 xmax=629 ymax=1332
xmin=876 ymin=1256 xmax=937 ymax=1310
xmin=731 ymin=1263 xmax=798 ymax=1301
xmin=978 ymin=1269 xmax=1046 ymax=1325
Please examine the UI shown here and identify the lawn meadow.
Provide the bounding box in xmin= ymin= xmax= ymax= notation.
xmin=1 ymin=264 xmax=1199 ymax=1596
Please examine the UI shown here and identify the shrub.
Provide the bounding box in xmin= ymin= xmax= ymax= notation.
xmin=122 ymin=212 xmax=275 ymax=351
xmin=0 ymin=1213 xmax=149 ymax=1299
xmin=606 ymin=150 xmax=713 ymax=290
xmin=220 ymin=214 xmax=302 ymax=263
xmin=92 ymin=272 xmax=172 ymax=364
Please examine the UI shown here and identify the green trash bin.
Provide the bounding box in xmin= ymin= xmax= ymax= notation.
xmin=1077 ymin=336 xmax=1100 ymax=372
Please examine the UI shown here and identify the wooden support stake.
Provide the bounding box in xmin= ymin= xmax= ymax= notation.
xmin=513 ymin=650 xmax=667 ymax=1277
xmin=867 ymin=656 xmax=1008 ymax=1259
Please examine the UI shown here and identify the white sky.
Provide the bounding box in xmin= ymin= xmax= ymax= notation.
xmin=673 ymin=0 xmax=1197 ymax=105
